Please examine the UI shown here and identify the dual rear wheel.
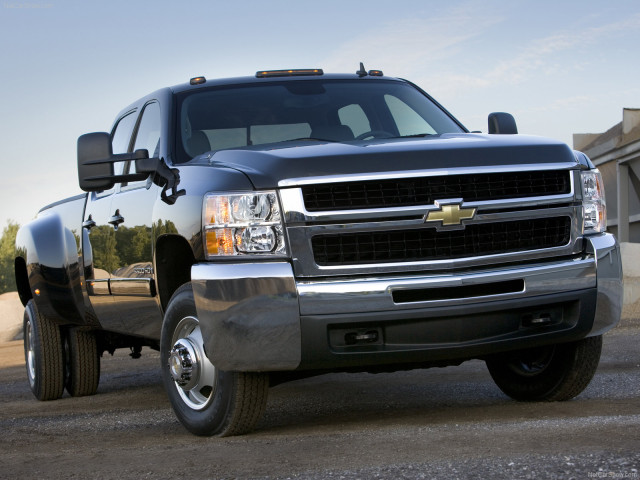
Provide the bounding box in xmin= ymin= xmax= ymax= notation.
xmin=23 ymin=300 xmax=100 ymax=401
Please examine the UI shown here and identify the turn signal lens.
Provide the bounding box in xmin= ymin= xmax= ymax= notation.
xmin=203 ymin=191 xmax=286 ymax=258
xmin=205 ymin=229 xmax=234 ymax=255
xmin=581 ymin=169 xmax=607 ymax=234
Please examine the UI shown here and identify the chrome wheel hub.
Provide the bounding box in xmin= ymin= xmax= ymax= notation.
xmin=168 ymin=316 xmax=217 ymax=411
xmin=169 ymin=339 xmax=200 ymax=390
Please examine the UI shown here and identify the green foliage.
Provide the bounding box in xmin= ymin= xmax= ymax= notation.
xmin=0 ymin=221 xmax=19 ymax=294
xmin=90 ymin=220 xmax=177 ymax=273
xmin=0 ymin=218 xmax=180 ymax=292
xmin=90 ymin=225 xmax=122 ymax=273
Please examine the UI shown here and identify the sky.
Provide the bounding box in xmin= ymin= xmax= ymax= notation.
xmin=1 ymin=0 xmax=639 ymax=229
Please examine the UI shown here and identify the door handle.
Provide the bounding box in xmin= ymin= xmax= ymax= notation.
xmin=82 ymin=214 xmax=96 ymax=230
xmin=108 ymin=209 xmax=125 ymax=228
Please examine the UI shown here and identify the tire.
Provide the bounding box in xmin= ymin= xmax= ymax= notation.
xmin=486 ymin=335 xmax=603 ymax=402
xmin=160 ymin=283 xmax=269 ymax=436
xmin=23 ymin=300 xmax=65 ymax=401
xmin=64 ymin=328 xmax=100 ymax=397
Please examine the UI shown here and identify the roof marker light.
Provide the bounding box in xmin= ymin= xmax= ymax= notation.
xmin=356 ymin=63 xmax=384 ymax=77
xmin=190 ymin=76 xmax=206 ymax=85
xmin=256 ymin=69 xmax=324 ymax=78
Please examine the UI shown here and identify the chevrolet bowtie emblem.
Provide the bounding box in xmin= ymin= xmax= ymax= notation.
xmin=424 ymin=201 xmax=476 ymax=228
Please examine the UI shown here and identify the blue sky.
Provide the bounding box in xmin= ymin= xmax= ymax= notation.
xmin=1 ymin=0 xmax=639 ymax=229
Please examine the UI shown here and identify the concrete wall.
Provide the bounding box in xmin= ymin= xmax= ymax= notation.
xmin=599 ymin=160 xmax=640 ymax=243
xmin=621 ymin=242 xmax=640 ymax=320
xmin=575 ymin=108 xmax=640 ymax=244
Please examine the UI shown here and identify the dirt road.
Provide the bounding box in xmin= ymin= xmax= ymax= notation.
xmin=1 ymin=317 xmax=639 ymax=479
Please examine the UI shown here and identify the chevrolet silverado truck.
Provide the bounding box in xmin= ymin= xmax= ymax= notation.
xmin=15 ymin=66 xmax=623 ymax=436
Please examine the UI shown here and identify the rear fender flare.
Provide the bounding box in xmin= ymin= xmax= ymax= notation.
xmin=15 ymin=213 xmax=85 ymax=325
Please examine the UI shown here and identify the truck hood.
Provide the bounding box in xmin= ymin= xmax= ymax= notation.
xmin=191 ymin=133 xmax=578 ymax=189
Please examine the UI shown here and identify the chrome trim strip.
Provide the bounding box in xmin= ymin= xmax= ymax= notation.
xmin=87 ymin=279 xmax=110 ymax=296
xmin=278 ymin=162 xmax=579 ymax=187
xmin=297 ymin=257 xmax=597 ymax=315
xmin=108 ymin=278 xmax=155 ymax=297
xmin=280 ymin=169 xmax=578 ymax=224
xmin=292 ymin=205 xmax=577 ymax=231
xmin=282 ymin=190 xmax=577 ymax=224
xmin=286 ymin=205 xmax=582 ymax=277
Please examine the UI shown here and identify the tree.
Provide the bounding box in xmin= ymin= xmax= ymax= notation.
xmin=0 ymin=221 xmax=19 ymax=294
xmin=89 ymin=225 xmax=121 ymax=274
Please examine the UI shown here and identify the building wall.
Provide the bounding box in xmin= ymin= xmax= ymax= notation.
xmin=597 ymin=158 xmax=640 ymax=243
xmin=574 ymin=108 xmax=640 ymax=243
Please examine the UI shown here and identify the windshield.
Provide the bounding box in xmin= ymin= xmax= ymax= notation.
xmin=176 ymin=79 xmax=465 ymax=162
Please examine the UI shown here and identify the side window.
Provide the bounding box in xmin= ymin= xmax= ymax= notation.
xmin=384 ymin=95 xmax=436 ymax=136
xmin=124 ymin=102 xmax=161 ymax=184
xmin=111 ymin=111 xmax=138 ymax=177
xmin=338 ymin=104 xmax=371 ymax=137
xmin=111 ymin=111 xmax=138 ymax=154
xmin=133 ymin=102 xmax=161 ymax=158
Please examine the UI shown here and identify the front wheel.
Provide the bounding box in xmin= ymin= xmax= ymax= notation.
xmin=160 ymin=283 xmax=269 ymax=436
xmin=485 ymin=335 xmax=603 ymax=402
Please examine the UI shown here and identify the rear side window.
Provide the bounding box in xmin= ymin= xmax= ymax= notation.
xmin=111 ymin=111 xmax=137 ymax=154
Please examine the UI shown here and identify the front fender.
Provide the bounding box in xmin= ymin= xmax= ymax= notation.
xmin=15 ymin=212 xmax=86 ymax=325
xmin=191 ymin=262 xmax=301 ymax=371
xmin=586 ymin=233 xmax=623 ymax=336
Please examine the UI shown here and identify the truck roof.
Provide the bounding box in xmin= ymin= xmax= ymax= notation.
xmin=168 ymin=71 xmax=404 ymax=94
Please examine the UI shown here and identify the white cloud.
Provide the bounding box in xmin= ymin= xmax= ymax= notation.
xmin=324 ymin=8 xmax=640 ymax=102
xmin=321 ymin=2 xmax=505 ymax=77
xmin=431 ymin=12 xmax=640 ymax=95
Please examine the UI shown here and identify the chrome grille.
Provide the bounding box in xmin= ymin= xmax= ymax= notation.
xmin=302 ymin=170 xmax=570 ymax=211
xmin=281 ymin=166 xmax=581 ymax=277
xmin=311 ymin=217 xmax=572 ymax=266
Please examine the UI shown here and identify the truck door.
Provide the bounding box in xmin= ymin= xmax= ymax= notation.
xmin=107 ymin=101 xmax=164 ymax=340
xmin=83 ymin=109 xmax=138 ymax=333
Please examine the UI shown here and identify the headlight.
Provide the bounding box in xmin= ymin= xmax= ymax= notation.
xmin=581 ymin=169 xmax=606 ymax=234
xmin=203 ymin=191 xmax=287 ymax=257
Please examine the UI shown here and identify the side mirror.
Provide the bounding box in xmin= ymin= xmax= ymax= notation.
xmin=488 ymin=112 xmax=518 ymax=135
xmin=78 ymin=132 xmax=115 ymax=191
xmin=78 ymin=133 xmax=157 ymax=192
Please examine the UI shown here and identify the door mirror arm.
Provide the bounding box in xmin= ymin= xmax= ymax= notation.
xmin=136 ymin=155 xmax=185 ymax=205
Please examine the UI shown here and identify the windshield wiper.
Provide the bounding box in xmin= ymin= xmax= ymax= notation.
xmin=273 ymin=137 xmax=339 ymax=144
xmin=291 ymin=137 xmax=339 ymax=142
xmin=396 ymin=133 xmax=435 ymax=138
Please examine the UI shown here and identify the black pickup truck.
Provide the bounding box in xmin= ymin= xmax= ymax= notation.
xmin=15 ymin=66 xmax=623 ymax=436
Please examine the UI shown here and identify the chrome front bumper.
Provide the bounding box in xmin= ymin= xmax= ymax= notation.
xmin=192 ymin=233 xmax=622 ymax=372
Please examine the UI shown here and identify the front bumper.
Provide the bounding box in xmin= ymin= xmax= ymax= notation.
xmin=192 ymin=233 xmax=622 ymax=372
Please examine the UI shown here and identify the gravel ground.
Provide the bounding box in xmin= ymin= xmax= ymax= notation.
xmin=0 ymin=313 xmax=638 ymax=479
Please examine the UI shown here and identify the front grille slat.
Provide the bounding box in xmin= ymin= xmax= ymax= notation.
xmin=312 ymin=217 xmax=571 ymax=266
xmin=302 ymin=170 xmax=570 ymax=211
